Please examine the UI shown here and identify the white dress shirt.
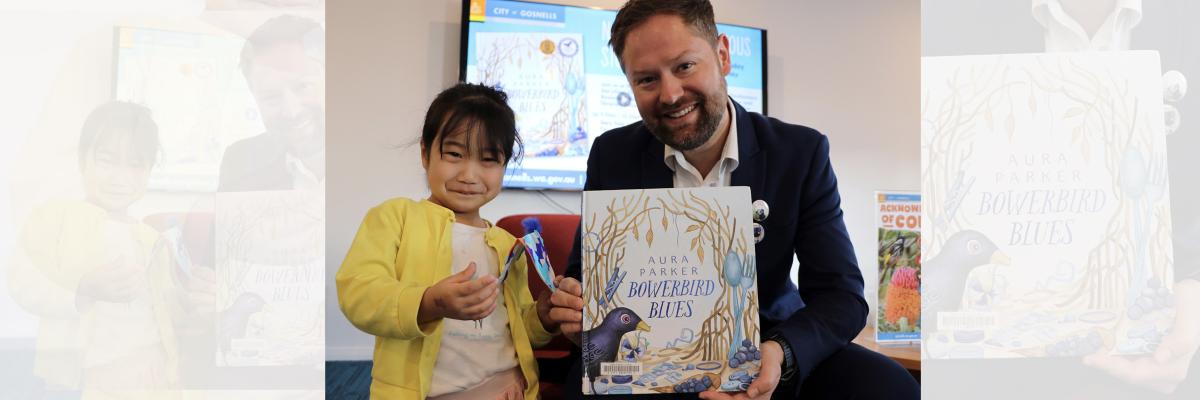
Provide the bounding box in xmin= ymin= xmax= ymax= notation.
xmin=1032 ymin=0 xmax=1142 ymax=52
xmin=285 ymin=153 xmax=325 ymax=192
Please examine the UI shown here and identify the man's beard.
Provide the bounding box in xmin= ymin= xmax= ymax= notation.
xmin=269 ymin=107 xmax=326 ymax=158
xmin=646 ymin=93 xmax=726 ymax=152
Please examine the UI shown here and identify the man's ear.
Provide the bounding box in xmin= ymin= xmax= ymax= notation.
xmin=716 ymin=34 xmax=732 ymax=77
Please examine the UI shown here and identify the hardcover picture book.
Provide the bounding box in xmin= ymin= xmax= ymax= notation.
xmin=580 ymin=187 xmax=761 ymax=395
xmin=921 ymin=51 xmax=1175 ymax=359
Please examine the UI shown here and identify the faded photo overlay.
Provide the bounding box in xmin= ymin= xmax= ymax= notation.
xmin=1 ymin=1 xmax=325 ymax=399
xmin=922 ymin=0 xmax=1199 ymax=398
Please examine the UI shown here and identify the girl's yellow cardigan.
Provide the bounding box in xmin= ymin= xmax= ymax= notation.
xmin=336 ymin=198 xmax=555 ymax=399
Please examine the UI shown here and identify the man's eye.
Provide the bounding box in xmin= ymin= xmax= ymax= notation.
xmin=637 ymin=76 xmax=657 ymax=86
xmin=679 ymin=62 xmax=695 ymax=71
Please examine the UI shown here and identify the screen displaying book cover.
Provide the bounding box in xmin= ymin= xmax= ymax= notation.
xmin=114 ymin=26 xmax=263 ymax=192
xmin=462 ymin=0 xmax=765 ymax=190
xmin=876 ymin=191 xmax=922 ymax=343
xmin=921 ymin=51 xmax=1175 ymax=359
xmin=580 ymin=187 xmax=761 ymax=395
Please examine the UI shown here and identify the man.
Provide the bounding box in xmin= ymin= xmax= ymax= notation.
xmin=200 ymin=15 xmax=326 ymax=389
xmin=546 ymin=1 xmax=920 ymax=398
xmin=218 ymin=15 xmax=325 ymax=192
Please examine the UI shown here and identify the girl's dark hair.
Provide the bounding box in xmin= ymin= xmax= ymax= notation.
xmin=421 ymin=83 xmax=523 ymax=165
xmin=78 ymin=101 xmax=160 ymax=169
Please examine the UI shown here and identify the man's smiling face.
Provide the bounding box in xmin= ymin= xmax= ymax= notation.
xmin=620 ymin=14 xmax=731 ymax=151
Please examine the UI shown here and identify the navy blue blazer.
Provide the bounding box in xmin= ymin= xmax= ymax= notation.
xmin=567 ymin=100 xmax=867 ymax=394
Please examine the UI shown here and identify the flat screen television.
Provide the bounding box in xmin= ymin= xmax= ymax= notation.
xmin=113 ymin=26 xmax=263 ymax=192
xmin=460 ymin=0 xmax=767 ymax=190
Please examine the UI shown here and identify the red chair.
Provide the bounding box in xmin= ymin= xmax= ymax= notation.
xmin=143 ymin=212 xmax=215 ymax=267
xmin=495 ymin=213 xmax=579 ymax=397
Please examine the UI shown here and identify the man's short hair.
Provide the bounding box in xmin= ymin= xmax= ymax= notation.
xmin=239 ymin=15 xmax=325 ymax=78
xmin=609 ymin=0 xmax=719 ymax=66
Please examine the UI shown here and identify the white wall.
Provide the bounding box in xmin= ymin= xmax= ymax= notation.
xmin=326 ymin=0 xmax=918 ymax=360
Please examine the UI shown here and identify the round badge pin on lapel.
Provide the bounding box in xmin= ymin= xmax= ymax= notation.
xmin=752 ymin=200 xmax=769 ymax=222
xmin=753 ymin=223 xmax=765 ymax=243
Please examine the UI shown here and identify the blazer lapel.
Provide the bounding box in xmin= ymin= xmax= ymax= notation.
xmin=729 ymin=100 xmax=766 ymax=201
xmin=639 ymin=126 xmax=674 ymax=189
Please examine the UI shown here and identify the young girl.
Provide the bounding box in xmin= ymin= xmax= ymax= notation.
xmin=336 ymin=83 xmax=560 ymax=399
xmin=9 ymin=101 xmax=179 ymax=398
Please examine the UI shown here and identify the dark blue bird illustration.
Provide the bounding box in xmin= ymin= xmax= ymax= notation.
xmin=923 ymin=230 xmax=1008 ymax=330
xmin=218 ymin=292 xmax=267 ymax=362
xmin=582 ymin=307 xmax=650 ymax=393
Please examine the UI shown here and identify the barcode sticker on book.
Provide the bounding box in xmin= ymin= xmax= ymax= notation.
xmin=600 ymin=362 xmax=642 ymax=376
xmin=937 ymin=311 xmax=996 ymax=330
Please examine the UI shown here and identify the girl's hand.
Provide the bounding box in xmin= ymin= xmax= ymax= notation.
xmin=419 ymin=262 xmax=500 ymax=322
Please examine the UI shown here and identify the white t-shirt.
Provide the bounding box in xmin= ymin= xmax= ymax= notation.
xmin=83 ymin=218 xmax=162 ymax=368
xmin=428 ymin=222 xmax=519 ymax=397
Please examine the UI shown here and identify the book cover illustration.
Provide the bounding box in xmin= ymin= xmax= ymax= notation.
xmin=921 ymin=51 xmax=1175 ymax=359
xmin=581 ymin=187 xmax=760 ymax=395
xmin=214 ymin=190 xmax=324 ymax=367
xmin=472 ymin=30 xmax=589 ymax=158
xmin=876 ymin=192 xmax=922 ymax=343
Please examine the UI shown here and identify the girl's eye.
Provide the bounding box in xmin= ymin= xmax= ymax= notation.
xmin=444 ymin=151 xmax=463 ymax=159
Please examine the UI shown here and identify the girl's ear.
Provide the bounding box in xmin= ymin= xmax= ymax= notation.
xmin=420 ymin=143 xmax=430 ymax=170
